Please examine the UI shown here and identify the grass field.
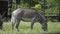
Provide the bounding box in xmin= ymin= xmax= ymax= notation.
xmin=0 ymin=21 xmax=60 ymax=34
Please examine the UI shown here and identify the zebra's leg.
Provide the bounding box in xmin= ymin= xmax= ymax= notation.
xmin=15 ymin=19 xmax=21 ymax=31
xmin=39 ymin=21 xmax=48 ymax=31
xmin=12 ymin=22 xmax=15 ymax=30
xmin=42 ymin=22 xmax=47 ymax=31
xmin=0 ymin=21 xmax=3 ymax=30
xmin=31 ymin=16 xmax=36 ymax=29
xmin=11 ymin=17 xmax=16 ymax=30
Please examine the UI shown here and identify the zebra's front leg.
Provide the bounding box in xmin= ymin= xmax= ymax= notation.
xmin=39 ymin=20 xmax=48 ymax=31
xmin=31 ymin=16 xmax=36 ymax=29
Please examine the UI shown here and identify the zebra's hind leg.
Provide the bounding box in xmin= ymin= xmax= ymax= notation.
xmin=15 ymin=19 xmax=20 ymax=31
xmin=11 ymin=22 xmax=15 ymax=31
xmin=11 ymin=17 xmax=16 ymax=30
xmin=12 ymin=22 xmax=15 ymax=30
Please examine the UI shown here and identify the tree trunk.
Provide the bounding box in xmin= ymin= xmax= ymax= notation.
xmin=58 ymin=0 xmax=60 ymax=22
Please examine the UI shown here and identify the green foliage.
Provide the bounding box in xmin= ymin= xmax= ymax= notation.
xmin=32 ymin=4 xmax=41 ymax=10
xmin=47 ymin=17 xmax=58 ymax=22
xmin=8 ymin=0 xmax=59 ymax=16
xmin=19 ymin=3 xmax=29 ymax=8
xmin=45 ymin=0 xmax=59 ymax=16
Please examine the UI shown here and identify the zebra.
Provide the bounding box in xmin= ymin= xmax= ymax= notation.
xmin=11 ymin=8 xmax=48 ymax=31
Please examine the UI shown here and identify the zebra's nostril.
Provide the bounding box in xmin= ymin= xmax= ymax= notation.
xmin=42 ymin=26 xmax=47 ymax=31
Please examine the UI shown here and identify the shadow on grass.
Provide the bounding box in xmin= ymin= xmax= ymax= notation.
xmin=43 ymin=32 xmax=60 ymax=34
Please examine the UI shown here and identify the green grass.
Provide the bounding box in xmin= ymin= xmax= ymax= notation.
xmin=0 ymin=21 xmax=60 ymax=34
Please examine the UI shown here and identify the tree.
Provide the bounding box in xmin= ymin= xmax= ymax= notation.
xmin=57 ymin=0 xmax=60 ymax=21
xmin=41 ymin=0 xmax=47 ymax=15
